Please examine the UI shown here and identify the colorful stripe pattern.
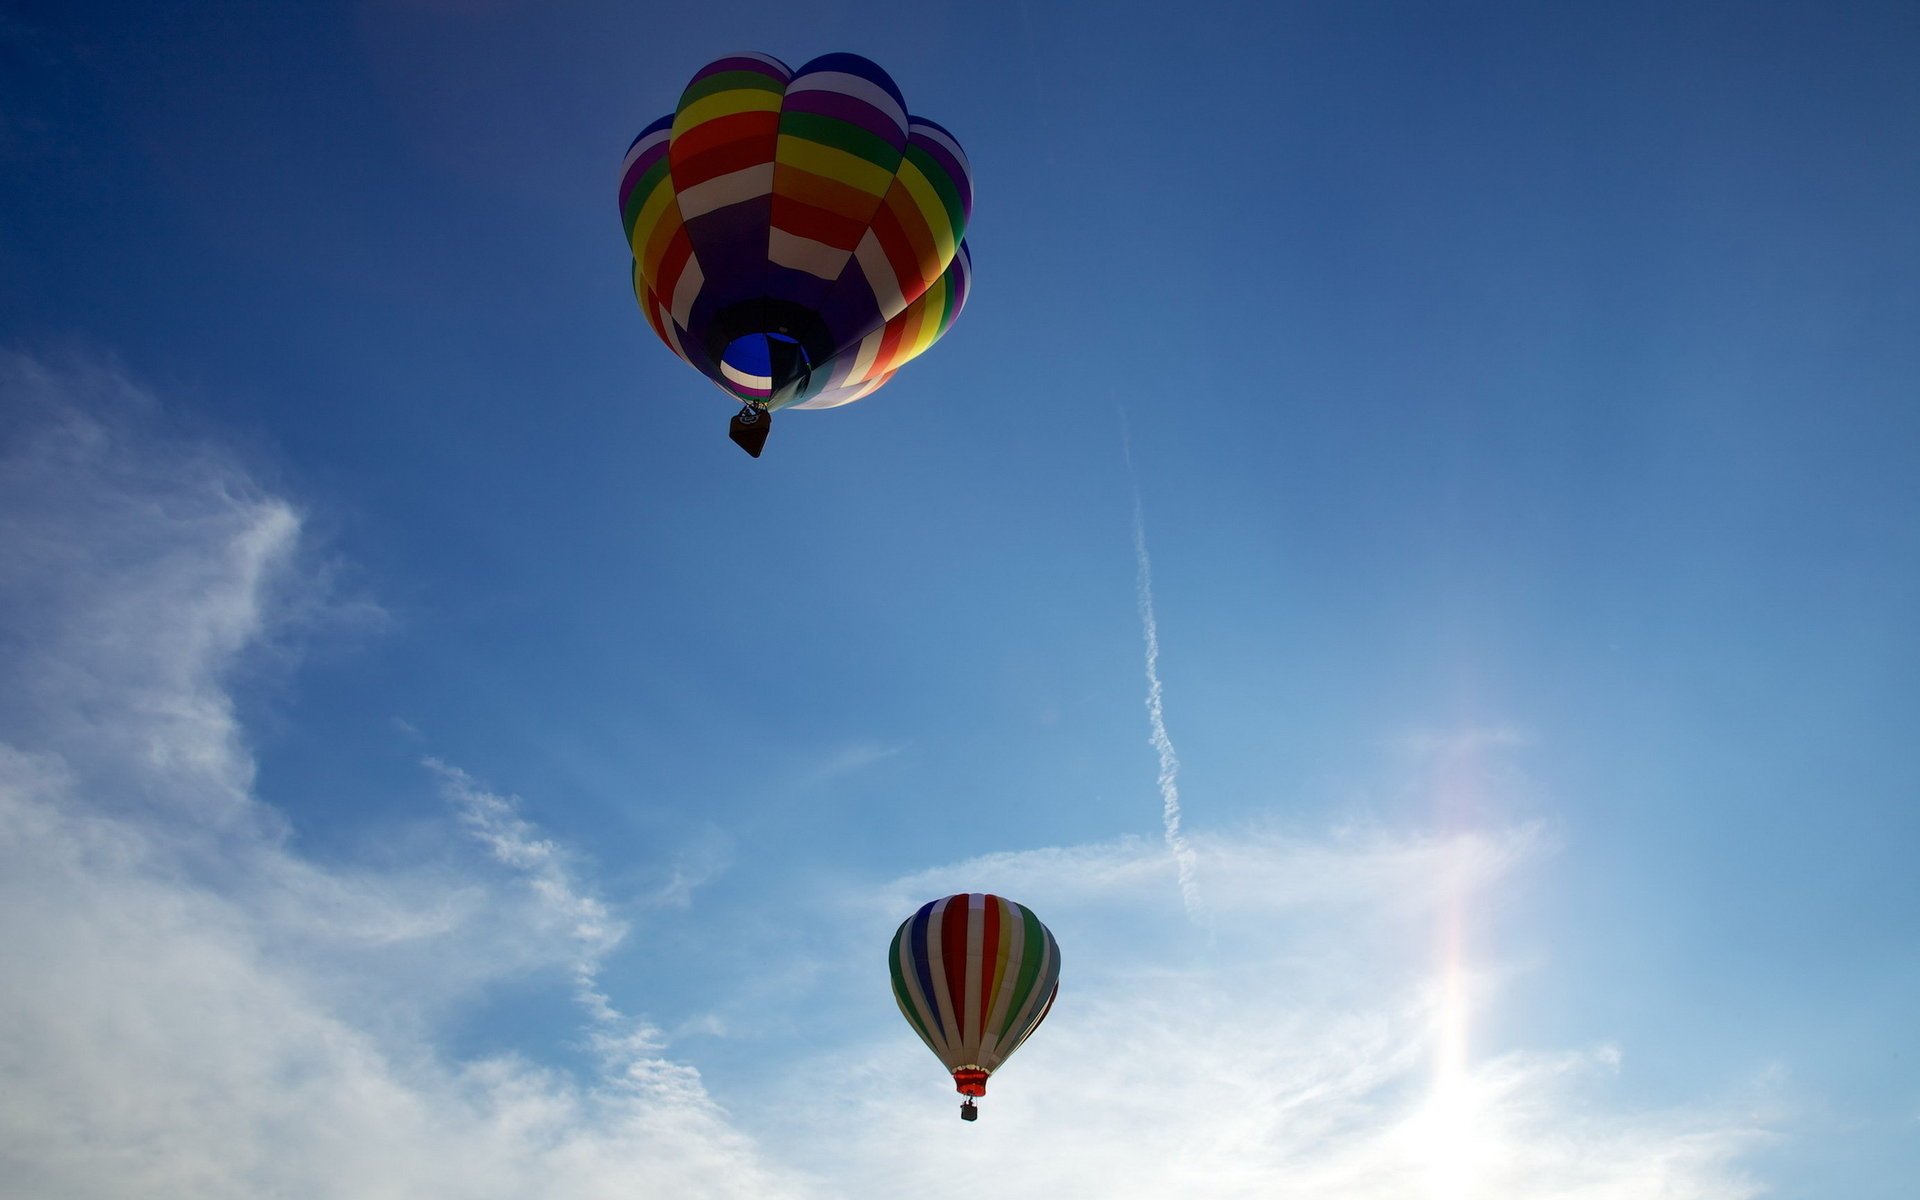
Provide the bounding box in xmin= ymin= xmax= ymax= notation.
xmin=792 ymin=240 xmax=971 ymax=409
xmin=618 ymin=52 xmax=972 ymax=412
xmin=889 ymin=893 xmax=1061 ymax=1092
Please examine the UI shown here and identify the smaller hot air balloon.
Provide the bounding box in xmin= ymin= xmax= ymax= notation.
xmin=889 ymin=893 xmax=1061 ymax=1121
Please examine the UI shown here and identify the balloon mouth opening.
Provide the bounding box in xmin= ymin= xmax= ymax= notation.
xmin=719 ymin=332 xmax=812 ymax=403
xmin=952 ymin=1069 xmax=989 ymax=1097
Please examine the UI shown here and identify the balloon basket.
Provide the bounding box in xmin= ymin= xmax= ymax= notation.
xmin=960 ymin=1100 xmax=978 ymax=1122
xmin=728 ymin=406 xmax=772 ymax=457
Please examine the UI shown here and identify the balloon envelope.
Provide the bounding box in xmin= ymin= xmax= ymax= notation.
xmin=619 ymin=52 xmax=973 ymax=413
xmin=889 ymin=893 xmax=1060 ymax=1103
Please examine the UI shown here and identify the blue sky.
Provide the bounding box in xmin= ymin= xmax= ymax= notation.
xmin=2 ymin=1 xmax=1916 ymax=1195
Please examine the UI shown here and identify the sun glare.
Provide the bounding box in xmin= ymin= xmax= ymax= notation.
xmin=1410 ymin=849 xmax=1489 ymax=1199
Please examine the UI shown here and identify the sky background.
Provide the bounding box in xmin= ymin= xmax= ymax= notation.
xmin=3 ymin=1 xmax=1917 ymax=1196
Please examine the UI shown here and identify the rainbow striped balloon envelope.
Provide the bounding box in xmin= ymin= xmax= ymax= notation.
xmin=889 ymin=892 xmax=1061 ymax=1120
xmin=618 ymin=52 xmax=973 ymax=453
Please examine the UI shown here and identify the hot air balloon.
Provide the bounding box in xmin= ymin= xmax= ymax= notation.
xmin=618 ymin=52 xmax=973 ymax=456
xmin=889 ymin=892 xmax=1060 ymax=1121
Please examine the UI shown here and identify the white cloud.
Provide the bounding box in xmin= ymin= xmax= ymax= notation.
xmin=0 ymin=354 xmax=296 ymax=829
xmin=0 ymin=353 xmax=1777 ymax=1199
xmin=0 ymin=354 xmax=817 ymax=1199
xmin=772 ymin=822 xmax=1772 ymax=1200
xmin=432 ymin=758 xmax=626 ymax=956
xmin=0 ymin=754 xmax=818 ymax=1197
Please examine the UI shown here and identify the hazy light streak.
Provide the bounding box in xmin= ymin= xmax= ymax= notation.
xmin=1420 ymin=768 xmax=1485 ymax=1199
xmin=1422 ymin=894 xmax=1477 ymax=1199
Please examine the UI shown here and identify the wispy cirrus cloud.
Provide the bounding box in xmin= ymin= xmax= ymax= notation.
xmin=1122 ymin=423 xmax=1202 ymax=922
xmin=0 ymin=354 xmax=301 ymax=829
xmin=876 ymin=822 xmax=1545 ymax=922
xmin=791 ymin=739 xmax=910 ymax=791
xmin=0 ymin=353 xmax=817 ymax=1200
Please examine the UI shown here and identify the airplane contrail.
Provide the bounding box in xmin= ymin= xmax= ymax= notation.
xmin=1123 ymin=429 xmax=1203 ymax=920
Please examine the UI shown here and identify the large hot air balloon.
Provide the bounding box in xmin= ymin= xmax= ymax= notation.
xmin=889 ymin=892 xmax=1060 ymax=1121
xmin=618 ymin=52 xmax=973 ymax=456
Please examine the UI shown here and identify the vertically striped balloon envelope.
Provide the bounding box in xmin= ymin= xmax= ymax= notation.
xmin=889 ymin=893 xmax=1061 ymax=1120
xmin=617 ymin=52 xmax=973 ymax=450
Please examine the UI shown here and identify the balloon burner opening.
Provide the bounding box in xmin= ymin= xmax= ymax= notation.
xmin=720 ymin=332 xmax=811 ymax=407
